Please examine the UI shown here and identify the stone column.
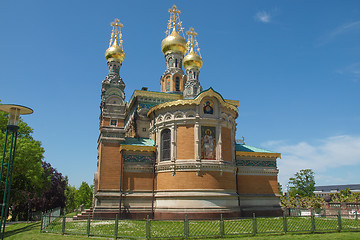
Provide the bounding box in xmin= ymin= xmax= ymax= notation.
xmin=156 ymin=127 xmax=161 ymax=163
xmin=171 ymin=125 xmax=176 ymax=162
xmin=217 ymin=124 xmax=222 ymax=161
xmin=194 ymin=122 xmax=200 ymax=161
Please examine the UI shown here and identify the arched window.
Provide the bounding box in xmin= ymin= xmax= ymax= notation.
xmin=161 ymin=129 xmax=171 ymax=161
xmin=166 ymin=76 xmax=170 ymax=91
xmin=175 ymin=77 xmax=180 ymax=91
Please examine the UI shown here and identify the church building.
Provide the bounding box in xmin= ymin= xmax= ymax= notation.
xmin=92 ymin=5 xmax=282 ymax=219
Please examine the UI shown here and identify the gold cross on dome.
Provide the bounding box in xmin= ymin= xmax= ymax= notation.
xmin=110 ymin=18 xmax=123 ymax=34
xmin=109 ymin=18 xmax=124 ymax=47
xmin=186 ymin=27 xmax=198 ymax=37
xmin=169 ymin=5 xmax=181 ymax=27
xmin=169 ymin=5 xmax=181 ymax=14
xmin=111 ymin=18 xmax=123 ymax=28
xmin=186 ymin=27 xmax=198 ymax=49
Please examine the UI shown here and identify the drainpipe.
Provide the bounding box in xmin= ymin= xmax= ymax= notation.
xmin=235 ymin=167 xmax=241 ymax=214
xmin=151 ymin=111 xmax=156 ymax=219
xmin=119 ymin=150 xmax=124 ymax=218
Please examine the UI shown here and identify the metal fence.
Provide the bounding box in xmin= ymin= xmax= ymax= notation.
xmin=41 ymin=209 xmax=360 ymax=239
xmin=41 ymin=207 xmax=61 ymax=230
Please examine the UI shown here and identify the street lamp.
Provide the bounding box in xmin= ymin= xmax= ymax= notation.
xmin=0 ymin=104 xmax=33 ymax=239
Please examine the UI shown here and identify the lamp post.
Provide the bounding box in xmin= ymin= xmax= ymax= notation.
xmin=0 ymin=104 xmax=33 ymax=239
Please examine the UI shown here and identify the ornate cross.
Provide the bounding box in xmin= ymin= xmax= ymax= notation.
xmin=109 ymin=18 xmax=123 ymax=47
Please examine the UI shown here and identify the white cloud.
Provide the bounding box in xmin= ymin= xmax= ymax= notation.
xmin=261 ymin=135 xmax=360 ymax=188
xmin=329 ymin=21 xmax=360 ymax=38
xmin=255 ymin=11 xmax=271 ymax=23
xmin=318 ymin=20 xmax=360 ymax=45
xmin=336 ymin=62 xmax=360 ymax=82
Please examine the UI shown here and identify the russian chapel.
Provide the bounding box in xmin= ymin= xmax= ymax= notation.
xmin=89 ymin=5 xmax=282 ymax=220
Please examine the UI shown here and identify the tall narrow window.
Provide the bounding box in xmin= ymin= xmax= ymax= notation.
xmin=161 ymin=129 xmax=171 ymax=161
xmin=175 ymin=77 xmax=180 ymax=91
xmin=166 ymin=76 xmax=170 ymax=91
xmin=175 ymin=59 xmax=178 ymax=68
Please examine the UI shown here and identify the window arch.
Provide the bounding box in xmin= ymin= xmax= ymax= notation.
xmin=175 ymin=77 xmax=180 ymax=91
xmin=161 ymin=129 xmax=171 ymax=161
xmin=166 ymin=76 xmax=171 ymax=91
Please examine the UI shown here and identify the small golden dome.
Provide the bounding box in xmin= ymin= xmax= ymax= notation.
xmin=105 ymin=38 xmax=125 ymax=63
xmin=183 ymin=49 xmax=203 ymax=70
xmin=161 ymin=28 xmax=187 ymax=56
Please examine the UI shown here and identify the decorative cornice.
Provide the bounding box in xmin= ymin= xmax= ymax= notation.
xmin=147 ymin=88 xmax=238 ymax=117
xmin=236 ymin=151 xmax=281 ymax=159
xmin=120 ymin=145 xmax=156 ymax=152
xmin=225 ymin=99 xmax=239 ymax=107
xmin=237 ymin=167 xmax=279 ymax=176
xmin=156 ymin=161 xmax=236 ymax=173
xmin=129 ymin=90 xmax=182 ymax=106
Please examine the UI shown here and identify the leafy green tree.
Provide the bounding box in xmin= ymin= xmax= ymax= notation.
xmin=0 ymin=108 xmax=46 ymax=220
xmin=65 ymin=177 xmax=78 ymax=213
xmin=288 ymin=169 xmax=315 ymax=197
xmin=75 ymin=182 xmax=92 ymax=209
xmin=331 ymin=188 xmax=360 ymax=203
xmin=0 ymin=102 xmax=66 ymax=220
xmin=278 ymin=182 xmax=283 ymax=195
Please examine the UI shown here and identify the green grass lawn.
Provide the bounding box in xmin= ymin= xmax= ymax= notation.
xmin=3 ymin=221 xmax=360 ymax=239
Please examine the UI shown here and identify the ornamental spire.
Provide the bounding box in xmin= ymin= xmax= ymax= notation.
xmin=165 ymin=5 xmax=185 ymax=37
xmin=186 ymin=27 xmax=201 ymax=57
xmin=109 ymin=18 xmax=124 ymax=49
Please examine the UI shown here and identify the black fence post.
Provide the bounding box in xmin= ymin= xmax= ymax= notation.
xmin=184 ymin=214 xmax=189 ymax=239
xmin=61 ymin=216 xmax=66 ymax=235
xmin=311 ymin=208 xmax=315 ymax=233
xmin=86 ymin=215 xmax=91 ymax=237
xmin=114 ymin=214 xmax=119 ymax=239
xmin=356 ymin=210 xmax=358 ymax=221
xmin=40 ymin=212 xmax=43 ymax=233
xmin=337 ymin=209 xmax=342 ymax=232
xmin=220 ymin=214 xmax=224 ymax=238
xmin=146 ymin=215 xmax=151 ymax=240
xmin=252 ymin=213 xmax=257 ymax=236
xmin=283 ymin=211 xmax=287 ymax=234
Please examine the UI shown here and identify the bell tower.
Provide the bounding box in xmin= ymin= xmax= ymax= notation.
xmin=99 ymin=18 xmax=126 ymax=140
xmin=93 ymin=19 xmax=125 ymax=202
xmin=160 ymin=5 xmax=187 ymax=93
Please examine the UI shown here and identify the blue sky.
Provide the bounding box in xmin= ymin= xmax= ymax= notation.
xmin=0 ymin=0 xmax=359 ymax=190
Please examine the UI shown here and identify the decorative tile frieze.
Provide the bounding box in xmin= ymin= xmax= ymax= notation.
xmin=124 ymin=154 xmax=154 ymax=163
xmin=236 ymin=159 xmax=276 ymax=167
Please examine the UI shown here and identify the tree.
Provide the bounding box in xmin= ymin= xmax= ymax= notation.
xmin=65 ymin=177 xmax=78 ymax=213
xmin=0 ymin=102 xmax=66 ymax=220
xmin=75 ymin=182 xmax=92 ymax=209
xmin=278 ymin=182 xmax=283 ymax=195
xmin=288 ymin=169 xmax=315 ymax=197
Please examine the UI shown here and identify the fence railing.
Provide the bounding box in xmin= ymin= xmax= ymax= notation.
xmin=41 ymin=207 xmax=61 ymax=230
xmin=41 ymin=209 xmax=360 ymax=239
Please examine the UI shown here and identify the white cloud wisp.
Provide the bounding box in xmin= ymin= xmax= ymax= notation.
xmin=262 ymin=135 xmax=360 ymax=188
xmin=255 ymin=11 xmax=271 ymax=23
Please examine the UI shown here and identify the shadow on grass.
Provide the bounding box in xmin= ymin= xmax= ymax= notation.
xmin=4 ymin=222 xmax=39 ymax=238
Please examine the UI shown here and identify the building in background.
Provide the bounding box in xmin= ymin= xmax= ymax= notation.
xmin=88 ymin=5 xmax=281 ymax=220
xmin=314 ymin=184 xmax=360 ymax=198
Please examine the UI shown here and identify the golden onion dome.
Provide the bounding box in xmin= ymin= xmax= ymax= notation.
xmin=105 ymin=37 xmax=125 ymax=63
xmin=183 ymin=49 xmax=203 ymax=70
xmin=161 ymin=28 xmax=187 ymax=56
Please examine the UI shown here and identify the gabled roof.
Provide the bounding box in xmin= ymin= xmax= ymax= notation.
xmin=147 ymin=87 xmax=239 ymax=116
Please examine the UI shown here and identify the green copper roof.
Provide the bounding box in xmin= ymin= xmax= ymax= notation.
xmin=235 ymin=144 xmax=277 ymax=153
xmin=123 ymin=137 xmax=155 ymax=146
